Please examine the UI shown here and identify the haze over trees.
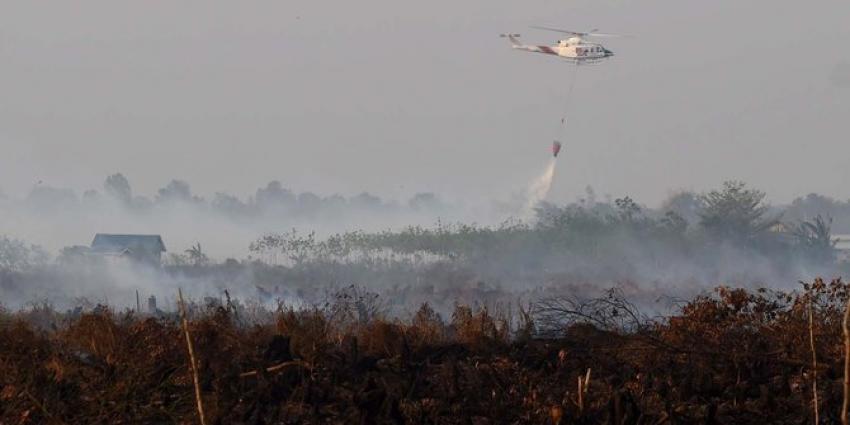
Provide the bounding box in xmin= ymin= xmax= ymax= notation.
xmin=12 ymin=173 xmax=850 ymax=233
xmin=238 ymin=180 xmax=844 ymax=295
xmin=1 ymin=174 xmax=848 ymax=286
xmin=0 ymin=236 xmax=48 ymax=272
xmin=0 ymin=177 xmax=848 ymax=315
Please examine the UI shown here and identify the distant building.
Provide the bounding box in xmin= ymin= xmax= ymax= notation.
xmin=90 ymin=234 xmax=167 ymax=266
xmin=835 ymin=235 xmax=850 ymax=264
xmin=768 ymin=222 xmax=790 ymax=234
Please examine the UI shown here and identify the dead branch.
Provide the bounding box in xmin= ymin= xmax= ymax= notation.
xmin=239 ymin=360 xmax=312 ymax=378
xmin=533 ymin=288 xmax=650 ymax=337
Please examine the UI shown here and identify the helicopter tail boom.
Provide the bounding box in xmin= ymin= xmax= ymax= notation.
xmin=499 ymin=33 xmax=522 ymax=48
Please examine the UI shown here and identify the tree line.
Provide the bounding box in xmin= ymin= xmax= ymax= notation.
xmin=248 ymin=181 xmax=843 ymax=281
xmin=15 ymin=173 xmax=449 ymax=220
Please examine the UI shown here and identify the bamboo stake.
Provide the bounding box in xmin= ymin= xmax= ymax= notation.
xmin=842 ymin=293 xmax=850 ymax=425
xmin=575 ymin=367 xmax=591 ymax=413
xmin=178 ymin=289 xmax=207 ymax=425
xmin=809 ymin=298 xmax=819 ymax=425
xmin=577 ymin=376 xmax=583 ymax=412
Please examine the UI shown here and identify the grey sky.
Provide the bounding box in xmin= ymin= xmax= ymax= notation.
xmin=1 ymin=0 xmax=849 ymax=206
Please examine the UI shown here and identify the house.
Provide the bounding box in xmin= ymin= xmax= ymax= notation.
xmin=90 ymin=234 xmax=167 ymax=266
xmin=835 ymin=235 xmax=850 ymax=264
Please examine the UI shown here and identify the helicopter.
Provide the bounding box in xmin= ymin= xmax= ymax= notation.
xmin=501 ymin=26 xmax=624 ymax=64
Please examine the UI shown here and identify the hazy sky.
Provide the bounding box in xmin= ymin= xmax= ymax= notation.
xmin=1 ymin=0 xmax=849 ymax=206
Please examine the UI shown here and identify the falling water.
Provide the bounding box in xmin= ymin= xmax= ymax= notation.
xmin=522 ymin=158 xmax=557 ymax=221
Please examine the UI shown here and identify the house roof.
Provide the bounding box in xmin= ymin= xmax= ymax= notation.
xmin=835 ymin=235 xmax=850 ymax=251
xmin=91 ymin=234 xmax=167 ymax=254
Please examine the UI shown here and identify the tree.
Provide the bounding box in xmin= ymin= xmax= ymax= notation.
xmin=58 ymin=245 xmax=91 ymax=265
xmin=0 ymin=236 xmax=48 ymax=271
xmin=212 ymin=193 xmax=249 ymax=217
xmin=614 ymin=197 xmax=642 ymax=223
xmin=104 ymin=173 xmax=132 ymax=205
xmin=350 ymin=192 xmax=383 ymax=210
xmin=659 ymin=211 xmax=688 ymax=236
xmin=184 ymin=243 xmax=209 ymax=267
xmin=157 ymin=180 xmax=195 ymax=204
xmin=409 ymin=192 xmax=445 ymax=212
xmin=792 ymin=215 xmax=836 ymax=264
xmin=698 ymin=181 xmax=777 ymax=242
xmin=255 ymin=181 xmax=295 ymax=212
xmin=82 ymin=189 xmax=100 ymax=205
xmin=785 ymin=193 xmax=850 ymax=234
xmin=165 ymin=252 xmax=190 ymax=266
xmin=661 ymin=191 xmax=703 ymax=227
xmin=249 ymin=230 xmax=316 ymax=266
xmin=296 ymin=192 xmax=322 ymax=216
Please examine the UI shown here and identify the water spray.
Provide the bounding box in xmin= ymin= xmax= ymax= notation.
xmin=522 ymin=157 xmax=558 ymax=221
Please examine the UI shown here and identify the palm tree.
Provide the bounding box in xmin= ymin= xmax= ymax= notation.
xmin=792 ymin=215 xmax=837 ymax=264
xmin=185 ymin=243 xmax=209 ymax=267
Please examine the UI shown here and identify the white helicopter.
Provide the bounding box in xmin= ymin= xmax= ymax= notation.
xmin=501 ymin=26 xmax=624 ymax=64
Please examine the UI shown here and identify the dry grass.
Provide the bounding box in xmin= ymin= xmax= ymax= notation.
xmin=2 ymin=279 xmax=850 ymax=423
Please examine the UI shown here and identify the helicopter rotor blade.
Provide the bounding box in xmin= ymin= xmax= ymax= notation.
xmin=530 ymin=26 xmax=586 ymax=36
xmin=531 ymin=26 xmax=632 ymax=38
xmin=587 ymin=31 xmax=633 ymax=38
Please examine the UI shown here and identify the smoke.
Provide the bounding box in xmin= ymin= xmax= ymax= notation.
xmin=0 ymin=183 xmax=486 ymax=261
xmin=522 ymin=158 xmax=557 ymax=220
xmin=0 ymin=259 xmax=277 ymax=312
xmin=1 ymin=174 xmax=846 ymax=316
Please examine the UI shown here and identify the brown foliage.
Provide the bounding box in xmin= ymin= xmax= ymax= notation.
xmin=3 ymin=279 xmax=850 ymax=423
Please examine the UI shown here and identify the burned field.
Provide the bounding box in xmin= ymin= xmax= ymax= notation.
xmin=2 ymin=279 xmax=850 ymax=424
xmin=3 ymin=181 xmax=850 ymax=423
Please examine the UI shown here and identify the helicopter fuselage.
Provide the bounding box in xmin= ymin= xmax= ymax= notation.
xmin=502 ymin=34 xmax=614 ymax=63
xmin=552 ymin=39 xmax=612 ymax=60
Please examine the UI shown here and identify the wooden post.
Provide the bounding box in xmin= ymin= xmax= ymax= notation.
xmin=577 ymin=376 xmax=583 ymax=413
xmin=809 ymin=299 xmax=819 ymax=425
xmin=842 ymin=294 xmax=850 ymax=425
xmin=178 ymin=289 xmax=207 ymax=425
xmin=136 ymin=290 xmax=141 ymax=313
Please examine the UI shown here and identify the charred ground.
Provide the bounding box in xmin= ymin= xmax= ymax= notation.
xmin=2 ymin=279 xmax=849 ymax=424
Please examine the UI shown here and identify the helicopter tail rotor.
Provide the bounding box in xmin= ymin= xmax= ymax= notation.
xmin=500 ymin=33 xmax=522 ymax=48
